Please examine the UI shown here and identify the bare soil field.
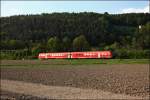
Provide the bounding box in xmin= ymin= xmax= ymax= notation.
xmin=1 ymin=79 xmax=145 ymax=99
xmin=1 ymin=64 xmax=150 ymax=99
xmin=1 ymin=90 xmax=47 ymax=100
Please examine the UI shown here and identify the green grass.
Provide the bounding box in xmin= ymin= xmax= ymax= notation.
xmin=0 ymin=59 xmax=149 ymax=68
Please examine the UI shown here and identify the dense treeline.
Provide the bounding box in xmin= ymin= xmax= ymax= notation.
xmin=0 ymin=12 xmax=150 ymax=59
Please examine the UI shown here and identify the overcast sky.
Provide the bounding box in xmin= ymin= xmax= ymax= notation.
xmin=1 ymin=1 xmax=149 ymax=17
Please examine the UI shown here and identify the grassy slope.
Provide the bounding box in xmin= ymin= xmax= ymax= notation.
xmin=0 ymin=59 xmax=149 ymax=68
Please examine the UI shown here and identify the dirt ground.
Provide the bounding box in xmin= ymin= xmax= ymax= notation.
xmin=1 ymin=64 xmax=150 ymax=99
xmin=1 ymin=79 xmax=146 ymax=99
xmin=1 ymin=90 xmax=47 ymax=100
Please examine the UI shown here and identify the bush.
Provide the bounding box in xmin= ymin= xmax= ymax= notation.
xmin=114 ymin=49 xmax=149 ymax=59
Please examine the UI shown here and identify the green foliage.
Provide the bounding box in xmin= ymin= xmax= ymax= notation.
xmin=62 ymin=36 xmax=71 ymax=51
xmin=47 ymin=37 xmax=61 ymax=52
xmin=104 ymin=42 xmax=149 ymax=59
xmin=73 ymin=35 xmax=90 ymax=51
xmin=1 ymin=59 xmax=149 ymax=68
xmin=32 ymin=43 xmax=47 ymax=56
xmin=136 ymin=22 xmax=150 ymax=49
xmin=0 ymin=40 xmax=25 ymax=50
xmin=0 ymin=50 xmax=30 ymax=60
xmin=0 ymin=12 xmax=150 ymax=59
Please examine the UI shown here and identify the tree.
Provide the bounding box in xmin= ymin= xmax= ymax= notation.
xmin=104 ymin=42 xmax=120 ymax=58
xmin=62 ymin=36 xmax=71 ymax=51
xmin=47 ymin=37 xmax=61 ymax=52
xmin=32 ymin=43 xmax=47 ymax=56
xmin=1 ymin=13 xmax=150 ymax=59
xmin=137 ymin=22 xmax=150 ymax=49
xmin=73 ymin=35 xmax=90 ymax=51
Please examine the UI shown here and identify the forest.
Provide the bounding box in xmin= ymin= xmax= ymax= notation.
xmin=0 ymin=12 xmax=150 ymax=59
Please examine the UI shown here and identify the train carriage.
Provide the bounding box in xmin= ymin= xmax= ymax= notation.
xmin=38 ymin=51 xmax=112 ymax=59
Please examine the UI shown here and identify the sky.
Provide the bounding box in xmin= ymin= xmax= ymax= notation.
xmin=1 ymin=1 xmax=149 ymax=17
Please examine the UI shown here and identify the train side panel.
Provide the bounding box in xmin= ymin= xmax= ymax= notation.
xmin=38 ymin=51 xmax=112 ymax=59
xmin=38 ymin=53 xmax=47 ymax=59
xmin=97 ymin=51 xmax=112 ymax=58
xmin=38 ymin=52 xmax=70 ymax=59
xmin=46 ymin=52 xmax=69 ymax=59
xmin=71 ymin=51 xmax=112 ymax=59
xmin=71 ymin=52 xmax=97 ymax=58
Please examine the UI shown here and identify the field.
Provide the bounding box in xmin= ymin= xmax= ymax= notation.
xmin=0 ymin=59 xmax=149 ymax=67
xmin=0 ymin=59 xmax=150 ymax=99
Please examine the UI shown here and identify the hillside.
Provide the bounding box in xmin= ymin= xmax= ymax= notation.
xmin=0 ymin=12 xmax=150 ymax=59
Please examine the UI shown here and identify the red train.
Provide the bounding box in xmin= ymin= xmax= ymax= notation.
xmin=38 ymin=51 xmax=112 ymax=59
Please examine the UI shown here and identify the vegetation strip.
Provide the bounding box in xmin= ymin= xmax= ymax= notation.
xmin=1 ymin=59 xmax=149 ymax=66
